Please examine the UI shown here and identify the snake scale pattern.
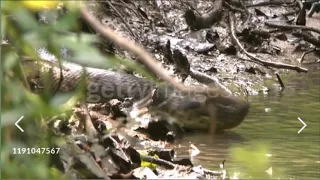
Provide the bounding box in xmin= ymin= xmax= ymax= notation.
xmin=22 ymin=49 xmax=250 ymax=132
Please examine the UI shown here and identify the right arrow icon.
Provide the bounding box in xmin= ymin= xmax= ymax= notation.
xmin=297 ymin=117 xmax=307 ymax=134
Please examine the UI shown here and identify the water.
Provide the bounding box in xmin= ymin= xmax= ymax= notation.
xmin=175 ymin=64 xmax=320 ymax=178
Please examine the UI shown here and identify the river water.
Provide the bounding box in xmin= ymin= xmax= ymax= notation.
xmin=176 ymin=64 xmax=320 ymax=178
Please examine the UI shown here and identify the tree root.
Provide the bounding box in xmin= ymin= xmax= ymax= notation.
xmin=184 ymin=0 xmax=223 ymax=30
xmin=229 ymin=12 xmax=308 ymax=73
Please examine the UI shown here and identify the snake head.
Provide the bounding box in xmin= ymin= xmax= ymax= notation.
xmin=204 ymin=94 xmax=250 ymax=133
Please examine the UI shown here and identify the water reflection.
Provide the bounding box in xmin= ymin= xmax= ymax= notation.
xmin=176 ymin=64 xmax=320 ymax=178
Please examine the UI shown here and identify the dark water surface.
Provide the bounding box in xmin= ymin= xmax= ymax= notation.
xmin=176 ymin=64 xmax=320 ymax=178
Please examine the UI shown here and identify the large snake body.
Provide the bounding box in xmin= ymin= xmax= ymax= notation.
xmin=22 ymin=50 xmax=250 ymax=132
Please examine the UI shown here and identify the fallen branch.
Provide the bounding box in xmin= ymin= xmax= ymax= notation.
xmin=229 ymin=12 xmax=308 ymax=73
xmin=292 ymin=31 xmax=320 ymax=47
xmin=265 ymin=22 xmax=320 ymax=34
xmin=246 ymin=0 xmax=295 ymax=7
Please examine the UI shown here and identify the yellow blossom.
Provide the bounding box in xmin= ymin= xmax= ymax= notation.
xmin=22 ymin=1 xmax=60 ymax=11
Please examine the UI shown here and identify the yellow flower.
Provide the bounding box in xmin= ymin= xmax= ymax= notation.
xmin=22 ymin=1 xmax=60 ymax=11
xmin=140 ymin=154 xmax=159 ymax=170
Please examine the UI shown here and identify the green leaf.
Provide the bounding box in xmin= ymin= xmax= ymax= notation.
xmin=1 ymin=14 xmax=7 ymax=37
xmin=3 ymin=52 xmax=19 ymax=72
xmin=1 ymin=107 xmax=33 ymax=127
xmin=53 ymin=9 xmax=80 ymax=32
xmin=50 ymin=93 xmax=75 ymax=107
xmin=24 ymin=32 xmax=47 ymax=48
xmin=13 ymin=8 xmax=39 ymax=32
xmin=52 ymin=33 xmax=110 ymax=68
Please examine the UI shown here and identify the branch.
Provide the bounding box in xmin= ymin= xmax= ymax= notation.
xmin=265 ymin=22 xmax=320 ymax=35
xmin=228 ymin=12 xmax=308 ymax=73
xmin=246 ymin=0 xmax=295 ymax=8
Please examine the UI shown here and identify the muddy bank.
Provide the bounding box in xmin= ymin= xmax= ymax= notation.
xmin=88 ymin=0 xmax=318 ymax=96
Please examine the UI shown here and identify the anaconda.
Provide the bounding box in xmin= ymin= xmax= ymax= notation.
xmin=22 ymin=49 xmax=250 ymax=133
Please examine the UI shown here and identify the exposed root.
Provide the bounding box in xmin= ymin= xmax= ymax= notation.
xmin=184 ymin=0 xmax=223 ymax=30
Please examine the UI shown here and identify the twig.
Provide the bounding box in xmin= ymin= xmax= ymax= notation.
xmin=223 ymin=2 xmax=245 ymax=14
xmin=228 ymin=12 xmax=308 ymax=73
xmin=190 ymin=68 xmax=232 ymax=94
xmin=299 ymin=49 xmax=315 ymax=63
xmin=110 ymin=1 xmax=140 ymax=17
xmin=265 ymin=22 xmax=320 ymax=34
xmin=81 ymin=103 xmax=98 ymax=139
xmin=275 ymin=72 xmax=285 ymax=89
xmin=106 ymin=1 xmax=137 ymax=38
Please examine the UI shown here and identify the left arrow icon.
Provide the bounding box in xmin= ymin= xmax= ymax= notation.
xmin=15 ymin=116 xmax=24 ymax=132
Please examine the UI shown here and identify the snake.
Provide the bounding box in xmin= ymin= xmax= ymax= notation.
xmin=22 ymin=48 xmax=250 ymax=133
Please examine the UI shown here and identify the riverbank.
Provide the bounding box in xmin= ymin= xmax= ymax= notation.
xmin=89 ymin=0 xmax=319 ymax=96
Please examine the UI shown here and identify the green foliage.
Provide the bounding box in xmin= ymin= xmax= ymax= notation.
xmin=1 ymin=2 xmax=112 ymax=179
xmin=0 ymin=0 xmax=162 ymax=178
